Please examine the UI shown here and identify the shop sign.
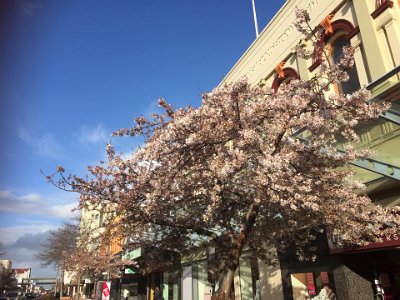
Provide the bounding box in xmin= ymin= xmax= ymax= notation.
xmin=329 ymin=233 xmax=400 ymax=254
xmin=306 ymin=272 xmax=316 ymax=296
xmin=124 ymin=268 xmax=138 ymax=274
xmin=320 ymin=272 xmax=329 ymax=285
xmin=122 ymin=248 xmax=142 ymax=260
xmin=101 ymin=281 xmax=111 ymax=300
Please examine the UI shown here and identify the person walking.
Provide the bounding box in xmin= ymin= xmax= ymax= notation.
xmin=154 ymin=287 xmax=163 ymax=300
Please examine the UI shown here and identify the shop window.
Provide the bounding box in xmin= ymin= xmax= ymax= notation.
xmin=290 ymin=271 xmax=336 ymax=300
xmin=330 ymin=35 xmax=361 ymax=95
xmin=163 ymin=270 xmax=180 ymax=300
xmin=238 ymin=255 xmax=261 ymax=300
xmin=193 ymin=261 xmax=212 ymax=300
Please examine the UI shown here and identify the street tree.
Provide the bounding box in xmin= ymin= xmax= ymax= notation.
xmin=61 ymin=224 xmax=126 ymax=300
xmin=37 ymin=223 xmax=78 ymax=268
xmin=37 ymin=223 xmax=78 ymax=296
xmin=50 ymin=9 xmax=399 ymax=300
xmin=0 ymin=268 xmax=16 ymax=292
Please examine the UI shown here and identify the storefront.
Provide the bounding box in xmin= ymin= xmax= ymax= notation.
xmin=121 ymin=247 xmax=181 ymax=300
xmin=331 ymin=234 xmax=400 ymax=299
xmin=278 ymin=232 xmax=337 ymax=300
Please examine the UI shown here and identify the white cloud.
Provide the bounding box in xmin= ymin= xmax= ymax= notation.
xmin=0 ymin=225 xmax=55 ymax=245
xmin=46 ymin=202 xmax=79 ymax=220
xmin=17 ymin=128 xmax=65 ymax=159
xmin=79 ymin=124 xmax=109 ymax=145
xmin=0 ymin=190 xmax=79 ymax=221
xmin=0 ymin=190 xmax=41 ymax=213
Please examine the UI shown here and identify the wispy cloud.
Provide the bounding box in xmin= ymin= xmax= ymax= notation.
xmin=46 ymin=202 xmax=79 ymax=220
xmin=79 ymin=123 xmax=109 ymax=145
xmin=0 ymin=225 xmax=55 ymax=245
xmin=0 ymin=190 xmax=41 ymax=213
xmin=18 ymin=128 xmax=65 ymax=159
xmin=0 ymin=231 xmax=58 ymax=277
xmin=0 ymin=190 xmax=79 ymax=222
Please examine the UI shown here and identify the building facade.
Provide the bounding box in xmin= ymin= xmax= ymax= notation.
xmin=219 ymin=0 xmax=400 ymax=299
xmin=87 ymin=1 xmax=400 ymax=299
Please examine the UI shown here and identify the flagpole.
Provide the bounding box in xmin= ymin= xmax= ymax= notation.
xmin=251 ymin=0 xmax=259 ymax=37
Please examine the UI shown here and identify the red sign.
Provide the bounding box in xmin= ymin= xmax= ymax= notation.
xmin=330 ymin=233 xmax=400 ymax=254
xmin=306 ymin=272 xmax=316 ymax=296
xmin=102 ymin=282 xmax=111 ymax=300
xmin=320 ymin=272 xmax=329 ymax=285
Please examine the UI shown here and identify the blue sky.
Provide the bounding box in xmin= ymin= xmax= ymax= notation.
xmin=0 ymin=0 xmax=285 ymax=277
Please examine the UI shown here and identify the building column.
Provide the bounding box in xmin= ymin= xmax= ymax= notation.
xmin=181 ymin=266 xmax=192 ymax=300
xmin=382 ymin=19 xmax=400 ymax=66
xmin=352 ymin=1 xmax=391 ymax=81
xmin=350 ymin=33 xmax=370 ymax=87
xmin=258 ymin=259 xmax=284 ymax=300
xmin=332 ymin=256 xmax=374 ymax=300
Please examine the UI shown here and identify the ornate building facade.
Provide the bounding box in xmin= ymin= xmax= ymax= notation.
xmin=219 ymin=0 xmax=400 ymax=299
xmin=92 ymin=1 xmax=400 ymax=299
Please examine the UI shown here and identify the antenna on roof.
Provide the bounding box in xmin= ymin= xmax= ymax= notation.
xmin=251 ymin=0 xmax=260 ymax=37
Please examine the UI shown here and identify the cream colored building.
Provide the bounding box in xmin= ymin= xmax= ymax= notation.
xmin=117 ymin=1 xmax=400 ymax=299
xmin=218 ymin=0 xmax=400 ymax=299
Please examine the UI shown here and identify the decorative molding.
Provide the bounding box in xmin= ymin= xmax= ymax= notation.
xmin=371 ymin=1 xmax=394 ymax=19
xmin=320 ymin=14 xmax=335 ymax=34
xmin=308 ymin=19 xmax=356 ymax=72
xmin=272 ymin=67 xmax=300 ymax=92
xmin=350 ymin=30 xmax=362 ymax=48
xmin=249 ymin=25 xmax=295 ymax=75
xmin=309 ymin=59 xmax=322 ymax=72
xmin=246 ymin=0 xmax=323 ymax=77
xmin=348 ymin=26 xmax=360 ymax=40
xmin=274 ymin=61 xmax=286 ymax=79
xmin=320 ymin=19 xmax=356 ymax=43
xmin=374 ymin=9 xmax=394 ymax=29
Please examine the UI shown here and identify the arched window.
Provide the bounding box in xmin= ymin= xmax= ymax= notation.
xmin=330 ymin=35 xmax=361 ymax=94
xmin=309 ymin=19 xmax=361 ymax=94
xmin=309 ymin=19 xmax=358 ymax=71
xmin=271 ymin=67 xmax=300 ymax=92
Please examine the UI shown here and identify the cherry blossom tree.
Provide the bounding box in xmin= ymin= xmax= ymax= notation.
xmin=61 ymin=219 xmax=129 ymax=300
xmin=50 ymin=9 xmax=399 ymax=300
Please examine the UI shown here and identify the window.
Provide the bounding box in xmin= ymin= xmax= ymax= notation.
xmin=290 ymin=271 xmax=336 ymax=300
xmin=271 ymin=67 xmax=300 ymax=92
xmin=330 ymin=35 xmax=361 ymax=94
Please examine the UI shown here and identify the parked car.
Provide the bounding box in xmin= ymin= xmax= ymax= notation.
xmin=4 ymin=291 xmax=22 ymax=300
xmin=24 ymin=293 xmax=35 ymax=299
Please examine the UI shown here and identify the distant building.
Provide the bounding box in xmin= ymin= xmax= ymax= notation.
xmin=1 ymin=261 xmax=15 ymax=292
xmin=13 ymin=268 xmax=31 ymax=287
xmin=0 ymin=260 xmax=12 ymax=277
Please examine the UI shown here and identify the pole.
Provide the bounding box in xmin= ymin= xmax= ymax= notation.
xmin=251 ymin=0 xmax=259 ymax=37
xmin=77 ymin=275 xmax=81 ymax=300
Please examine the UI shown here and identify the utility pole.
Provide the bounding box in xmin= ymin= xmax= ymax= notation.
xmin=251 ymin=0 xmax=259 ymax=37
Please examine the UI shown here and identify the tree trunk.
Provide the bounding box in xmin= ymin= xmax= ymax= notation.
xmin=211 ymin=265 xmax=237 ymax=300
xmin=60 ymin=267 xmax=64 ymax=297
xmin=211 ymin=202 xmax=260 ymax=300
